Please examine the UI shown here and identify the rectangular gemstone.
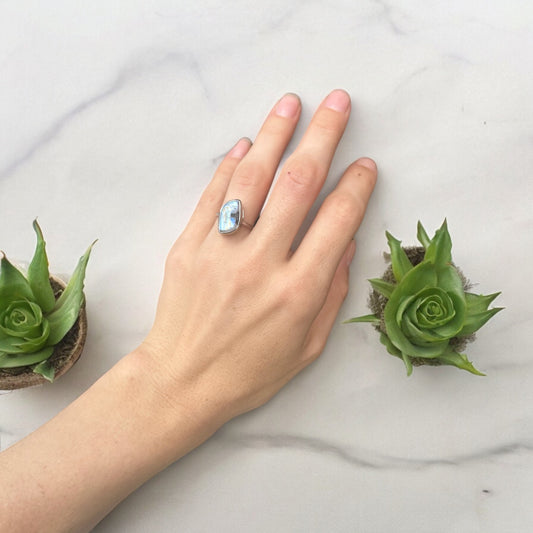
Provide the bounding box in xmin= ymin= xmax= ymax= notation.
xmin=218 ymin=199 xmax=242 ymax=234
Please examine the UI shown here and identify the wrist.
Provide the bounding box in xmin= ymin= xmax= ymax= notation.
xmin=117 ymin=346 xmax=224 ymax=459
xmin=0 ymin=346 xmax=223 ymax=533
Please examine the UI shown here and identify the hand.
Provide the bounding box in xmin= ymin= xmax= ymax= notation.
xmin=141 ymin=90 xmax=377 ymax=428
xmin=0 ymin=91 xmax=377 ymax=533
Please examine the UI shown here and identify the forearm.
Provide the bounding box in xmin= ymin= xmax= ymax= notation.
xmin=0 ymin=349 xmax=218 ymax=533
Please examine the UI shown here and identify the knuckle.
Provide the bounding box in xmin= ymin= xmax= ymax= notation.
xmin=197 ymin=188 xmax=222 ymax=211
xmin=232 ymin=162 xmax=265 ymax=190
xmin=313 ymin=108 xmax=343 ymax=133
xmin=329 ymin=189 xmax=370 ymax=228
xmin=263 ymin=115 xmax=291 ymax=136
xmin=324 ymin=192 xmax=358 ymax=223
xmin=282 ymin=155 xmax=320 ymax=192
xmin=165 ymin=239 xmax=191 ymax=273
xmin=232 ymin=172 xmax=256 ymax=190
xmin=217 ymin=156 xmax=237 ymax=176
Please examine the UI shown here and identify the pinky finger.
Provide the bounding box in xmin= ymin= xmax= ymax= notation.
xmin=181 ymin=137 xmax=252 ymax=244
xmin=301 ymin=239 xmax=356 ymax=364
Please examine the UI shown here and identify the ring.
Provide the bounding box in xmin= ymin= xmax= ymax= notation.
xmin=217 ymin=199 xmax=253 ymax=235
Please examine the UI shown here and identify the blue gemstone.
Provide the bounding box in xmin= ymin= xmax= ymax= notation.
xmin=218 ymin=199 xmax=242 ymax=234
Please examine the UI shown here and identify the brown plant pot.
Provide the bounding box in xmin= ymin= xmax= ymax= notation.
xmin=0 ymin=276 xmax=87 ymax=390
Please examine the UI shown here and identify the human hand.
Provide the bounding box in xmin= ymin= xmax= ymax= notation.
xmin=0 ymin=91 xmax=376 ymax=533
xmin=140 ymin=90 xmax=377 ymax=429
xmin=0 ymin=92 xmax=377 ymax=532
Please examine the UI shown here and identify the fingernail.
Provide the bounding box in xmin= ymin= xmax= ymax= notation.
xmin=355 ymin=157 xmax=377 ymax=171
xmin=324 ymin=89 xmax=351 ymax=112
xmin=228 ymin=137 xmax=251 ymax=159
xmin=275 ymin=93 xmax=300 ymax=118
xmin=345 ymin=239 xmax=356 ymax=266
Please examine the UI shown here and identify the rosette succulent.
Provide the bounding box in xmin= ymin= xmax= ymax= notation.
xmin=346 ymin=220 xmax=502 ymax=376
xmin=0 ymin=220 xmax=93 ymax=382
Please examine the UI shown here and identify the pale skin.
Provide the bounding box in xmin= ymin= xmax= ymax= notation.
xmin=0 ymin=90 xmax=377 ymax=532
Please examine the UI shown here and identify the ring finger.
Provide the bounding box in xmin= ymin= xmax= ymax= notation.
xmin=215 ymin=93 xmax=302 ymax=238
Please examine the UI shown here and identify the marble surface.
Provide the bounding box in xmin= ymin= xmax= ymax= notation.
xmin=1 ymin=1 xmax=532 ymax=531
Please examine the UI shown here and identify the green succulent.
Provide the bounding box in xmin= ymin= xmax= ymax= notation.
xmin=346 ymin=220 xmax=502 ymax=376
xmin=0 ymin=220 xmax=94 ymax=382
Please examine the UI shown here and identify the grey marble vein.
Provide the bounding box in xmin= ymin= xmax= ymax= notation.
xmin=371 ymin=0 xmax=408 ymax=35
xmin=0 ymin=50 xmax=205 ymax=181
xmin=390 ymin=65 xmax=431 ymax=96
xmin=0 ymin=75 xmax=127 ymax=181
xmin=223 ymin=432 xmax=533 ymax=471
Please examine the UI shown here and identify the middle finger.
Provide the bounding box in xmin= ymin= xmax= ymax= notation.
xmin=254 ymin=89 xmax=351 ymax=253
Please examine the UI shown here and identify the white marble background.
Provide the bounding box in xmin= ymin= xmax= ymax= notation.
xmin=1 ymin=1 xmax=532 ymax=532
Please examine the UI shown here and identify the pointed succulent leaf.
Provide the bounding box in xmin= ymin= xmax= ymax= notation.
xmin=379 ymin=333 xmax=402 ymax=358
xmin=379 ymin=333 xmax=414 ymax=374
xmin=46 ymin=241 xmax=95 ymax=346
xmin=369 ymin=278 xmax=395 ymax=299
xmin=0 ymin=346 xmax=54 ymax=368
xmin=437 ymin=349 xmax=485 ymax=376
xmin=424 ymin=219 xmax=452 ymax=269
xmin=343 ymin=314 xmax=380 ymax=324
xmin=0 ymin=254 xmax=35 ymax=306
xmin=437 ymin=263 xmax=465 ymax=297
xmin=458 ymin=307 xmax=503 ymax=337
xmin=416 ymin=221 xmax=431 ymax=249
xmin=33 ymin=360 xmax=55 ymax=382
xmin=401 ymin=352 xmax=413 ymax=376
xmin=465 ymin=292 xmax=501 ymax=315
xmin=385 ymin=231 xmax=413 ymax=283
xmin=27 ymin=219 xmax=55 ymax=313
xmin=379 ymin=334 xmax=413 ymax=375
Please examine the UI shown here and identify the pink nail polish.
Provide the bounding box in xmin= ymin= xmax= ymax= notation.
xmin=275 ymin=93 xmax=300 ymax=118
xmin=324 ymin=89 xmax=351 ymax=112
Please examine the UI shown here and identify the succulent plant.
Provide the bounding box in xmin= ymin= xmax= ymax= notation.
xmin=346 ymin=220 xmax=502 ymax=376
xmin=0 ymin=220 xmax=93 ymax=382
